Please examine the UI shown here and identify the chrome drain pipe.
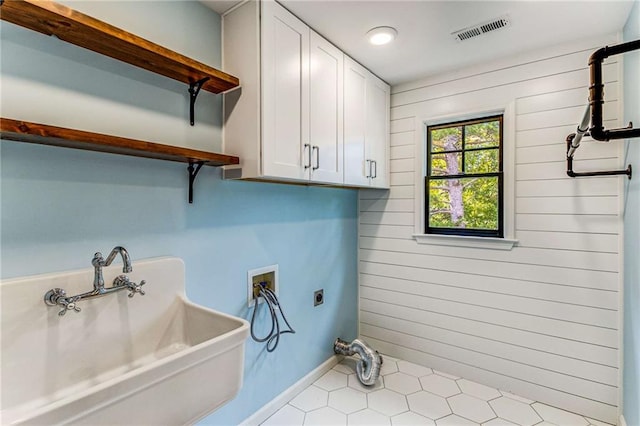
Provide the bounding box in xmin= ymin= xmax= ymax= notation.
xmin=333 ymin=338 xmax=383 ymax=386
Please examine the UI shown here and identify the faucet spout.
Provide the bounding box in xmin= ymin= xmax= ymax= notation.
xmin=105 ymin=246 xmax=133 ymax=273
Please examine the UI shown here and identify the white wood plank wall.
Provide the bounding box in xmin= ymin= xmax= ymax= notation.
xmin=359 ymin=34 xmax=623 ymax=424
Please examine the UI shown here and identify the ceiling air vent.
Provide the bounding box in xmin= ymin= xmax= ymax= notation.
xmin=452 ymin=15 xmax=511 ymax=42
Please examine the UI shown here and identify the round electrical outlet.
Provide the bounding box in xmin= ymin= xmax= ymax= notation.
xmin=314 ymin=289 xmax=324 ymax=306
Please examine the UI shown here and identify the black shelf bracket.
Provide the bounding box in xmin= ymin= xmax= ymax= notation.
xmin=188 ymin=77 xmax=210 ymax=126
xmin=187 ymin=161 xmax=205 ymax=204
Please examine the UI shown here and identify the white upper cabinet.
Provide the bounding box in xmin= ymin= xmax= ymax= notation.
xmin=223 ymin=0 xmax=386 ymax=189
xmin=261 ymin=0 xmax=309 ymax=180
xmin=344 ymin=57 xmax=390 ymax=188
xmin=309 ymin=31 xmax=344 ymax=184
xmin=344 ymin=58 xmax=369 ymax=187
xmin=366 ymin=73 xmax=390 ymax=189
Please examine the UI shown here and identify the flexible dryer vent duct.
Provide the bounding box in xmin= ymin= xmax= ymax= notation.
xmin=334 ymin=338 xmax=383 ymax=386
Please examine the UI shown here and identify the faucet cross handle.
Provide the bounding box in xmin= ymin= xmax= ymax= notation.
xmin=58 ymin=297 xmax=82 ymax=316
xmin=44 ymin=288 xmax=82 ymax=316
xmin=113 ymin=275 xmax=146 ymax=298
xmin=128 ymin=280 xmax=146 ymax=298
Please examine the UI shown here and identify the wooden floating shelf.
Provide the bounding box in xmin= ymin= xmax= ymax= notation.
xmin=0 ymin=0 xmax=239 ymax=94
xmin=0 ymin=118 xmax=240 ymax=167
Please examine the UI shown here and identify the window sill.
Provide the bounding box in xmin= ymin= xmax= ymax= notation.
xmin=413 ymin=234 xmax=518 ymax=251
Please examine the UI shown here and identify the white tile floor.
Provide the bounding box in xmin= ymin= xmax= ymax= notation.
xmin=261 ymin=355 xmax=612 ymax=426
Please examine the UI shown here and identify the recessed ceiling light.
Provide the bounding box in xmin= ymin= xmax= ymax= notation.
xmin=366 ymin=26 xmax=397 ymax=45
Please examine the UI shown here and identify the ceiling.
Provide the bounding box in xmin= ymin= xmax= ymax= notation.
xmin=201 ymin=0 xmax=635 ymax=86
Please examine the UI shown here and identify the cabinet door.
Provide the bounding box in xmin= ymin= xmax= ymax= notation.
xmin=366 ymin=75 xmax=390 ymax=188
xmin=261 ymin=1 xmax=309 ymax=180
xmin=343 ymin=57 xmax=369 ymax=186
xmin=309 ymin=31 xmax=343 ymax=184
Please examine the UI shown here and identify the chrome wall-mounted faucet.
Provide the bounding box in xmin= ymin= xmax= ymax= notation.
xmin=92 ymin=246 xmax=132 ymax=291
xmin=44 ymin=246 xmax=146 ymax=316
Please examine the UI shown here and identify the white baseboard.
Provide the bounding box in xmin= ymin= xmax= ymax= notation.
xmin=239 ymin=355 xmax=342 ymax=426
xmin=619 ymin=414 xmax=627 ymax=426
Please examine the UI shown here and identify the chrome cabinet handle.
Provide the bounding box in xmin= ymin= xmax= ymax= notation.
xmin=365 ymin=159 xmax=371 ymax=178
xmin=372 ymin=160 xmax=377 ymax=178
xmin=304 ymin=144 xmax=311 ymax=169
xmin=312 ymin=146 xmax=319 ymax=170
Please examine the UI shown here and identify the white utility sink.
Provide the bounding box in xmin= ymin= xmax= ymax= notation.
xmin=1 ymin=257 xmax=249 ymax=425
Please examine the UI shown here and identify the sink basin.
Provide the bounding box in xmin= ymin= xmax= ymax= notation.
xmin=1 ymin=257 xmax=249 ymax=425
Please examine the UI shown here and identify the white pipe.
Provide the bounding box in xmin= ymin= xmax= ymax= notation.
xmin=567 ymin=105 xmax=591 ymax=159
xmin=333 ymin=338 xmax=383 ymax=386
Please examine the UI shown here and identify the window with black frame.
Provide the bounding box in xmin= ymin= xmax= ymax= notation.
xmin=426 ymin=115 xmax=504 ymax=237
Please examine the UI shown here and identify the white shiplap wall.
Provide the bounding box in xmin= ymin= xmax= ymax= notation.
xmin=359 ymin=34 xmax=624 ymax=423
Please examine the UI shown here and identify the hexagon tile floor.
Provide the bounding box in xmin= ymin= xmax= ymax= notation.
xmin=260 ymin=355 xmax=613 ymax=426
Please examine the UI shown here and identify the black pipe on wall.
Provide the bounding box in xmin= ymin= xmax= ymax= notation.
xmin=589 ymin=39 xmax=640 ymax=141
xmin=565 ymin=39 xmax=639 ymax=179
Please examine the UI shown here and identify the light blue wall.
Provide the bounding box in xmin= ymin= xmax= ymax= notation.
xmin=624 ymin=1 xmax=640 ymax=425
xmin=0 ymin=2 xmax=358 ymax=425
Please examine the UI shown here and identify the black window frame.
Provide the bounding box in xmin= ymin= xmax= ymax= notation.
xmin=425 ymin=115 xmax=504 ymax=238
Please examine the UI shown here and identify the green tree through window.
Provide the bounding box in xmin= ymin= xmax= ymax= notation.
xmin=426 ymin=115 xmax=503 ymax=237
